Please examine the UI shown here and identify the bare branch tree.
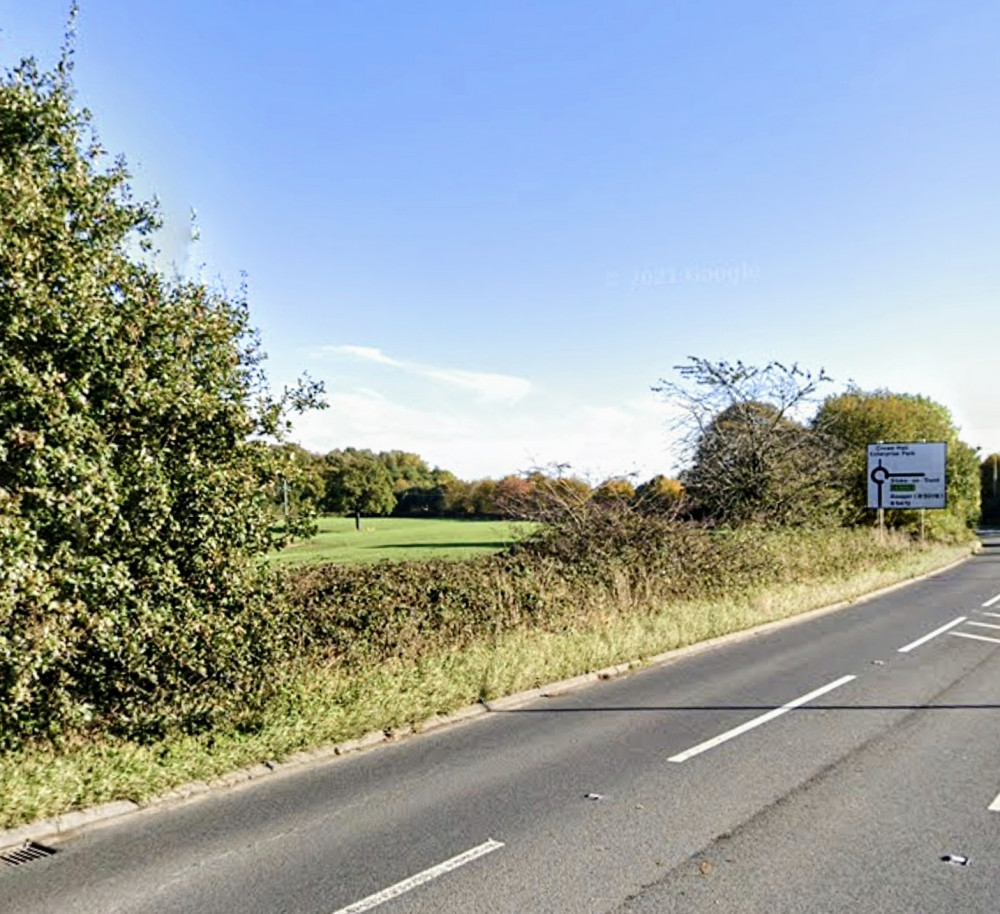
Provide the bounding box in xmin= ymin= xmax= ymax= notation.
xmin=652 ymin=358 xmax=839 ymax=525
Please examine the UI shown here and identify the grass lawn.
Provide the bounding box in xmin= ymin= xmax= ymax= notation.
xmin=267 ymin=516 xmax=537 ymax=566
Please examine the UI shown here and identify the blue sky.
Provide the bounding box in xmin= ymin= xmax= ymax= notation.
xmin=3 ymin=2 xmax=998 ymax=481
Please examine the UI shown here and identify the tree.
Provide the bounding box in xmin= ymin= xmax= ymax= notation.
xmin=378 ymin=450 xmax=434 ymax=494
xmin=0 ymin=48 xmax=324 ymax=745
xmin=815 ymin=388 xmax=980 ymax=537
xmin=468 ymin=478 xmax=500 ymax=516
xmin=436 ymin=474 xmax=473 ymax=515
xmin=269 ymin=443 xmax=325 ymax=531
xmin=592 ymin=478 xmax=636 ymax=504
xmin=488 ymin=467 xmax=596 ymax=532
xmin=494 ymin=474 xmax=537 ymax=519
xmin=654 ymin=358 xmax=837 ymax=525
xmin=322 ymin=449 xmax=396 ymax=520
xmin=634 ymin=475 xmax=686 ymax=516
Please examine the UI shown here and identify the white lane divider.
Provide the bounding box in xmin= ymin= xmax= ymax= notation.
xmin=980 ymin=612 xmax=1000 ymax=619
xmin=982 ymin=593 xmax=1000 ymax=608
xmin=968 ymin=621 xmax=1000 ymax=631
xmin=897 ymin=617 xmax=967 ymax=653
xmin=989 ymin=792 xmax=1000 ymax=813
xmin=330 ymin=840 xmax=504 ymax=914
xmin=951 ymin=632 xmax=1000 ymax=645
xmin=668 ymin=675 xmax=856 ymax=764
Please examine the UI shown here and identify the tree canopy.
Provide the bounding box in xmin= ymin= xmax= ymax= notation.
xmin=655 ymin=360 xmax=979 ymax=536
xmin=321 ymin=449 xmax=397 ymax=517
xmin=0 ymin=53 xmax=322 ymax=745
xmin=815 ymin=388 xmax=980 ymax=536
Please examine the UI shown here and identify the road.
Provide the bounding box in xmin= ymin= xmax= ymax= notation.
xmin=4 ymin=535 xmax=1000 ymax=913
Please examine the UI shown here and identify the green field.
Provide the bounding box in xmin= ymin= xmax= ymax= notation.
xmin=268 ymin=516 xmax=537 ymax=566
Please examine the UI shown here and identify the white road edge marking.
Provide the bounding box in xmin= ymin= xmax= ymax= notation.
xmin=897 ymin=617 xmax=967 ymax=653
xmin=329 ymin=840 xmax=504 ymax=914
xmin=950 ymin=631 xmax=1000 ymax=646
xmin=989 ymin=792 xmax=1000 ymax=813
xmin=968 ymin=621 xmax=1000 ymax=630
xmin=982 ymin=593 xmax=1000 ymax=608
xmin=667 ymin=675 xmax=856 ymax=764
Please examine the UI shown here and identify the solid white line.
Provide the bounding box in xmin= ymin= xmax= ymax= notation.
xmin=950 ymin=631 xmax=1000 ymax=646
xmin=897 ymin=617 xmax=967 ymax=653
xmin=968 ymin=621 xmax=1000 ymax=631
xmin=667 ymin=675 xmax=856 ymax=764
xmin=989 ymin=792 xmax=1000 ymax=813
xmin=980 ymin=612 xmax=1000 ymax=619
xmin=982 ymin=593 xmax=1000 ymax=608
xmin=329 ymin=840 xmax=504 ymax=914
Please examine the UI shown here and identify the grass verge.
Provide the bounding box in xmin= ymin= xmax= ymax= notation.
xmin=0 ymin=536 xmax=972 ymax=831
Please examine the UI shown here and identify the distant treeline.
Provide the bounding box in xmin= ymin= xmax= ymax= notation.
xmin=269 ymin=445 xmax=683 ymax=521
xmin=272 ymin=372 xmax=995 ymax=540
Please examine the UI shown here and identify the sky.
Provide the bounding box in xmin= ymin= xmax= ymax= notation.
xmin=2 ymin=1 xmax=998 ymax=482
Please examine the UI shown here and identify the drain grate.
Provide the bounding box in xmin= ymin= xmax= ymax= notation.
xmin=1 ymin=841 xmax=57 ymax=867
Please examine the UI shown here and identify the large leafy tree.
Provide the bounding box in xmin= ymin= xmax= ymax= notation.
xmin=0 ymin=50 xmax=322 ymax=745
xmin=814 ymin=388 xmax=980 ymax=537
xmin=321 ymin=449 xmax=396 ymax=519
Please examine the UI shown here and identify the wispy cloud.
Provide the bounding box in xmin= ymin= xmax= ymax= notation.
xmin=324 ymin=345 xmax=532 ymax=403
xmin=332 ymin=345 xmax=400 ymax=367
xmin=291 ymin=388 xmax=680 ymax=481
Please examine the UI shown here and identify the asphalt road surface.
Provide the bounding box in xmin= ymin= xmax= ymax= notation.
xmin=5 ymin=534 xmax=1000 ymax=913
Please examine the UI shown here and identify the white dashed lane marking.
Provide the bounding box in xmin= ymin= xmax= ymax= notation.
xmin=668 ymin=675 xmax=856 ymax=763
xmin=329 ymin=840 xmax=504 ymax=914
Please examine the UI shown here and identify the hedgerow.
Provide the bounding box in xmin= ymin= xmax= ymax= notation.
xmin=276 ymin=505 xmax=925 ymax=680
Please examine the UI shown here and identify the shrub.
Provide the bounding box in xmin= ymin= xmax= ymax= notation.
xmin=0 ymin=53 xmax=321 ymax=747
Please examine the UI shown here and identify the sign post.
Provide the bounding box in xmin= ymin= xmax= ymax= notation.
xmin=867 ymin=442 xmax=947 ymax=539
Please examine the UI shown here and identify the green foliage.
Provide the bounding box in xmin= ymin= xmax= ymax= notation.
xmin=311 ymin=453 xmax=600 ymax=520
xmin=815 ymin=387 xmax=980 ymax=538
xmin=379 ymin=450 xmax=435 ymax=493
xmin=0 ymin=56 xmax=322 ymax=747
xmin=267 ymin=443 xmax=325 ymax=536
xmin=277 ymin=499 xmax=940 ymax=683
xmin=321 ymin=449 xmax=397 ymax=517
xmin=390 ymin=467 xmax=466 ymax=516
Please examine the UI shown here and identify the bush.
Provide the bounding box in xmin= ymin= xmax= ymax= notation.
xmin=0 ymin=54 xmax=321 ymax=747
xmin=276 ymin=500 xmax=923 ymax=680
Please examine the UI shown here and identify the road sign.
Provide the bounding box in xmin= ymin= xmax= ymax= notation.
xmin=867 ymin=442 xmax=947 ymax=510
